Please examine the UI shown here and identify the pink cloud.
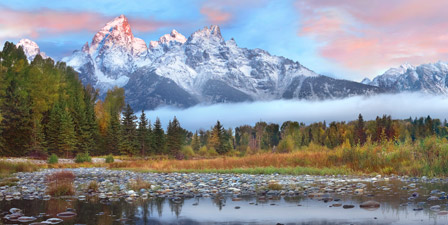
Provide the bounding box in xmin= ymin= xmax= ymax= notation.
xmin=0 ymin=7 xmax=173 ymax=40
xmin=200 ymin=6 xmax=232 ymax=25
xmin=199 ymin=0 xmax=267 ymax=25
xmin=297 ymin=0 xmax=448 ymax=76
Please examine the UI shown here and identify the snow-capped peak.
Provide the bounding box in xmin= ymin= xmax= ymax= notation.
xmin=382 ymin=62 xmax=415 ymax=77
xmin=189 ymin=25 xmax=223 ymax=43
xmin=16 ymin=39 xmax=48 ymax=62
xmin=361 ymin=78 xmax=371 ymax=85
xmin=149 ymin=29 xmax=187 ymax=48
xmin=89 ymin=14 xmax=135 ymax=55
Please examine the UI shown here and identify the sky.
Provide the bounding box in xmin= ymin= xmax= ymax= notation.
xmin=1 ymin=0 xmax=448 ymax=81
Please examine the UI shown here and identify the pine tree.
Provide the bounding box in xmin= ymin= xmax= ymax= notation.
xmin=59 ymin=106 xmax=77 ymax=158
xmin=29 ymin=119 xmax=46 ymax=157
xmin=137 ymin=110 xmax=151 ymax=157
xmin=354 ymin=113 xmax=367 ymax=146
xmin=119 ymin=104 xmax=138 ymax=156
xmin=80 ymin=86 xmax=99 ymax=155
xmin=0 ymin=79 xmax=33 ymax=156
xmin=46 ymin=101 xmax=77 ymax=157
xmin=105 ymin=115 xmax=121 ymax=155
xmin=166 ymin=117 xmax=183 ymax=158
xmin=209 ymin=121 xmax=230 ymax=155
xmin=152 ymin=117 xmax=165 ymax=155
xmin=191 ymin=131 xmax=200 ymax=151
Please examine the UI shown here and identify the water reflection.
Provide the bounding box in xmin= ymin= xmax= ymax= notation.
xmin=1 ymin=180 xmax=448 ymax=224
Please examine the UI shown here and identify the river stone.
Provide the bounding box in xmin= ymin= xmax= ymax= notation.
xmin=430 ymin=205 xmax=441 ymax=211
xmin=56 ymin=211 xmax=77 ymax=218
xmin=343 ymin=204 xmax=355 ymax=209
xmin=360 ymin=200 xmax=380 ymax=208
xmin=9 ymin=208 xmax=22 ymax=214
xmin=17 ymin=216 xmax=37 ymax=222
xmin=45 ymin=217 xmax=63 ymax=224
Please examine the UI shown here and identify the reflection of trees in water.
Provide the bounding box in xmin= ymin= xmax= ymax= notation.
xmin=46 ymin=198 xmax=72 ymax=216
xmin=211 ymin=195 xmax=226 ymax=210
xmin=140 ymin=198 xmax=150 ymax=224
xmin=149 ymin=197 xmax=165 ymax=217
xmin=168 ymin=198 xmax=184 ymax=217
xmin=283 ymin=195 xmax=304 ymax=203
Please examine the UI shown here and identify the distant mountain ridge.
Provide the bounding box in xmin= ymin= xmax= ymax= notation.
xmin=362 ymin=62 xmax=448 ymax=94
xmin=20 ymin=15 xmax=385 ymax=110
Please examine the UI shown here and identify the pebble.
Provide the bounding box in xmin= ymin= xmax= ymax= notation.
xmin=360 ymin=200 xmax=380 ymax=208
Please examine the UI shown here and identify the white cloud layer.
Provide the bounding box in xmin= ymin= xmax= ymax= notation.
xmin=142 ymin=93 xmax=448 ymax=131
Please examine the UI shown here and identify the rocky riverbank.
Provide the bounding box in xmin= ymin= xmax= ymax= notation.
xmin=1 ymin=168 xmax=448 ymax=224
xmin=1 ymin=168 xmax=447 ymax=203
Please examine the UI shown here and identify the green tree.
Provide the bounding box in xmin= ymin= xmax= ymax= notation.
xmin=105 ymin=115 xmax=121 ymax=155
xmin=152 ymin=117 xmax=165 ymax=155
xmin=137 ymin=110 xmax=151 ymax=156
xmin=191 ymin=131 xmax=201 ymax=151
xmin=354 ymin=114 xmax=367 ymax=146
xmin=46 ymin=101 xmax=77 ymax=157
xmin=119 ymin=104 xmax=138 ymax=156
xmin=0 ymin=79 xmax=33 ymax=156
xmin=209 ymin=121 xmax=230 ymax=155
xmin=166 ymin=117 xmax=183 ymax=158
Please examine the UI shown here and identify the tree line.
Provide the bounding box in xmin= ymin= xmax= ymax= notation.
xmin=0 ymin=42 xmax=447 ymax=159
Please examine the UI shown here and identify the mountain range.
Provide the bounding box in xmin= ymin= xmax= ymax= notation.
xmin=16 ymin=15 xmax=448 ymax=110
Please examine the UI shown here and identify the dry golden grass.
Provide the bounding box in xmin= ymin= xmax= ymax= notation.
xmin=128 ymin=177 xmax=151 ymax=191
xmin=268 ymin=182 xmax=283 ymax=190
xmin=0 ymin=161 xmax=42 ymax=178
xmin=87 ymin=180 xmax=99 ymax=192
xmin=108 ymin=151 xmax=333 ymax=172
xmin=46 ymin=170 xmax=75 ymax=196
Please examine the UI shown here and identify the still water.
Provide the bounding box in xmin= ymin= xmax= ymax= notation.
xmin=1 ymin=180 xmax=448 ymax=224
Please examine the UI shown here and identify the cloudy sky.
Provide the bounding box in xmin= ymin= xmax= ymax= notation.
xmin=1 ymin=0 xmax=447 ymax=81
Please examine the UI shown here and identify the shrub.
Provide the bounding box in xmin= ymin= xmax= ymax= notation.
xmin=268 ymin=182 xmax=283 ymax=190
xmin=207 ymin=147 xmax=218 ymax=157
xmin=128 ymin=178 xmax=151 ymax=191
xmin=105 ymin=154 xmax=114 ymax=163
xmin=87 ymin=180 xmax=98 ymax=192
xmin=226 ymin=149 xmax=240 ymax=157
xmin=181 ymin=146 xmax=195 ymax=159
xmin=277 ymin=135 xmax=294 ymax=153
xmin=48 ymin=154 xmax=59 ymax=164
xmin=198 ymin=146 xmax=208 ymax=156
xmin=75 ymin=152 xmax=92 ymax=163
xmin=47 ymin=171 xmax=75 ymax=196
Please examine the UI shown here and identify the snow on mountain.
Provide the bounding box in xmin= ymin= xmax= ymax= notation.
xmin=63 ymin=15 xmax=383 ymax=110
xmin=363 ymin=62 xmax=448 ymax=94
xmin=149 ymin=29 xmax=187 ymax=48
xmin=63 ymin=15 xmax=149 ymax=91
xmin=16 ymin=39 xmax=48 ymax=62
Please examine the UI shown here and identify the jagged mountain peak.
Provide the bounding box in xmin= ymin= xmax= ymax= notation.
xmin=81 ymin=42 xmax=89 ymax=53
xmin=16 ymin=38 xmax=48 ymax=62
xmin=89 ymin=14 xmax=135 ymax=55
xmin=363 ymin=61 xmax=448 ymax=94
xmin=103 ymin=14 xmax=131 ymax=34
xmin=383 ymin=62 xmax=415 ymax=76
xmin=189 ymin=25 xmax=223 ymax=43
xmin=149 ymin=29 xmax=187 ymax=48
xmin=63 ymin=16 xmax=383 ymax=110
